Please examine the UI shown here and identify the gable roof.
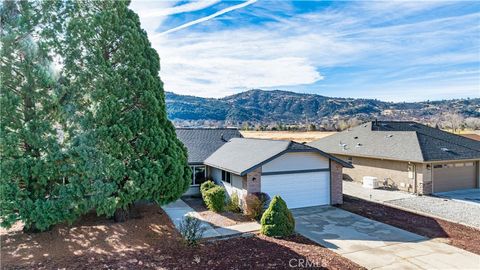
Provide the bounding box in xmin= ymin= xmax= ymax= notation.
xmin=308 ymin=121 xmax=480 ymax=163
xmin=175 ymin=128 xmax=243 ymax=164
xmin=204 ymin=138 xmax=352 ymax=176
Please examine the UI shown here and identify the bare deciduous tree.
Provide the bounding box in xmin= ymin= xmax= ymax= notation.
xmin=464 ymin=117 xmax=480 ymax=130
xmin=443 ymin=113 xmax=464 ymax=133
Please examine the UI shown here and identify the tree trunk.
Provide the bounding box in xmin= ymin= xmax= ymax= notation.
xmin=23 ymin=224 xmax=48 ymax=233
xmin=114 ymin=208 xmax=129 ymax=222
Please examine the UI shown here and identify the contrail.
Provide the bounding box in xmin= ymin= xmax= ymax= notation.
xmin=155 ymin=0 xmax=257 ymax=36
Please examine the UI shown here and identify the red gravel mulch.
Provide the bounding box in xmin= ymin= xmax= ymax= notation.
xmin=339 ymin=195 xmax=480 ymax=255
xmin=2 ymin=203 xmax=364 ymax=270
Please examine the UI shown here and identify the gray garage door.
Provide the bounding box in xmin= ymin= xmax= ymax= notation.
xmin=433 ymin=162 xmax=477 ymax=193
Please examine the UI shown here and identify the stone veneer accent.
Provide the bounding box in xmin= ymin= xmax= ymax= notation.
xmin=330 ymin=160 xmax=343 ymax=205
xmin=246 ymin=167 xmax=261 ymax=194
xmin=416 ymin=163 xmax=433 ymax=195
xmin=239 ymin=167 xmax=262 ymax=210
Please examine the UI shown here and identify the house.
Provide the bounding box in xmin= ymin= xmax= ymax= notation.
xmin=175 ymin=128 xmax=243 ymax=195
xmin=308 ymin=121 xmax=480 ymax=194
xmin=176 ymin=128 xmax=352 ymax=208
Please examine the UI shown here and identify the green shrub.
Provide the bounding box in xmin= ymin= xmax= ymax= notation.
xmin=260 ymin=196 xmax=295 ymax=237
xmin=200 ymin=180 xmax=216 ymax=194
xmin=200 ymin=180 xmax=216 ymax=201
xmin=179 ymin=215 xmax=206 ymax=246
xmin=226 ymin=192 xmax=242 ymax=213
xmin=203 ymin=186 xmax=226 ymax=212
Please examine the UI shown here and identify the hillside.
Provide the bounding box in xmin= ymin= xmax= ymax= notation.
xmin=165 ymin=89 xmax=480 ymax=125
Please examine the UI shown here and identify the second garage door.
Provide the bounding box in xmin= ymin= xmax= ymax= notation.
xmin=261 ymin=171 xmax=330 ymax=209
xmin=433 ymin=162 xmax=476 ymax=193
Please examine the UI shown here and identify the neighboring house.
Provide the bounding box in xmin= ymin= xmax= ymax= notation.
xmin=176 ymin=128 xmax=352 ymax=208
xmin=308 ymin=121 xmax=480 ymax=194
xmin=175 ymin=128 xmax=243 ymax=195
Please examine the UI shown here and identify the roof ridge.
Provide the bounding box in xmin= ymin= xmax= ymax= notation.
xmin=415 ymin=129 xmax=480 ymax=153
xmin=413 ymin=131 xmax=427 ymax=162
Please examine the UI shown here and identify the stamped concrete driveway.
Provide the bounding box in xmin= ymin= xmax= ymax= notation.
xmin=292 ymin=206 xmax=480 ymax=270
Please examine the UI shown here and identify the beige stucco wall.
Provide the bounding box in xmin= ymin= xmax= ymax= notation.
xmin=336 ymin=154 xmax=418 ymax=193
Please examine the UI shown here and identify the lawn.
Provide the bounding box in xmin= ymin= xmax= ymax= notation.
xmin=1 ymin=203 xmax=364 ymax=270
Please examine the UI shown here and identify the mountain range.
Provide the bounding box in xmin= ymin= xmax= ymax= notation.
xmin=165 ymin=89 xmax=480 ymax=124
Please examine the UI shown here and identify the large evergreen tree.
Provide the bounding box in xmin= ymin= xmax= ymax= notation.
xmin=56 ymin=0 xmax=190 ymax=220
xmin=0 ymin=0 xmax=114 ymax=231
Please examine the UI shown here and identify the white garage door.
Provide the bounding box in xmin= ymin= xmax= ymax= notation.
xmin=262 ymin=171 xmax=330 ymax=209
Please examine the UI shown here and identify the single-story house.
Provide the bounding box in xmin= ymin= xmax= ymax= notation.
xmin=175 ymin=128 xmax=243 ymax=195
xmin=308 ymin=121 xmax=480 ymax=194
xmin=176 ymin=128 xmax=352 ymax=208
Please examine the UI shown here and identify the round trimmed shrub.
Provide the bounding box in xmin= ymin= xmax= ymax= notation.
xmin=203 ymin=186 xmax=226 ymax=212
xmin=260 ymin=195 xmax=295 ymax=237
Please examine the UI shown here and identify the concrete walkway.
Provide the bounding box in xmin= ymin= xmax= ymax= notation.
xmin=293 ymin=206 xmax=480 ymax=270
xmin=163 ymin=199 xmax=260 ymax=239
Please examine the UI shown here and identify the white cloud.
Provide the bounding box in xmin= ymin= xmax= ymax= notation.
xmin=156 ymin=0 xmax=258 ymax=36
xmin=141 ymin=0 xmax=220 ymax=18
xmin=131 ymin=1 xmax=480 ymax=100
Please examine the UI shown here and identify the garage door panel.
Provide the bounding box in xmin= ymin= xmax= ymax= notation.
xmin=433 ymin=164 xmax=476 ymax=193
xmin=262 ymin=172 xmax=330 ymax=209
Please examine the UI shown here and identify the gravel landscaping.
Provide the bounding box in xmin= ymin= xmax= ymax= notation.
xmin=387 ymin=195 xmax=480 ymax=228
xmin=183 ymin=197 xmax=252 ymax=228
xmin=339 ymin=195 xmax=480 ymax=255
xmin=2 ymin=203 xmax=363 ymax=270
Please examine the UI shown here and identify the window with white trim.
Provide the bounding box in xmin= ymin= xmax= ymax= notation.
xmin=190 ymin=165 xmax=207 ymax=186
xmin=221 ymin=170 xmax=231 ymax=184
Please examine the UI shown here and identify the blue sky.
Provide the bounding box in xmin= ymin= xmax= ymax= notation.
xmin=130 ymin=0 xmax=480 ymax=101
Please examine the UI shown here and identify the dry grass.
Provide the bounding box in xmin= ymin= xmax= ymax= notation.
xmin=241 ymin=131 xmax=336 ymax=143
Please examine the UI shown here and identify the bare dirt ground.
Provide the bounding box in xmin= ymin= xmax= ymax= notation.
xmin=1 ymin=203 xmax=364 ymax=270
xmin=241 ymin=131 xmax=336 ymax=143
xmin=183 ymin=197 xmax=252 ymax=227
xmin=339 ymin=195 xmax=480 ymax=255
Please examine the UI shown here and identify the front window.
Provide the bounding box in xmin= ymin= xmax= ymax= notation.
xmin=190 ymin=165 xmax=207 ymax=186
xmin=222 ymin=170 xmax=231 ymax=184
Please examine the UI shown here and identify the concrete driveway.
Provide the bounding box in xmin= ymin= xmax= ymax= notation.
xmin=292 ymin=206 xmax=480 ymax=270
xmin=435 ymin=189 xmax=480 ymax=205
